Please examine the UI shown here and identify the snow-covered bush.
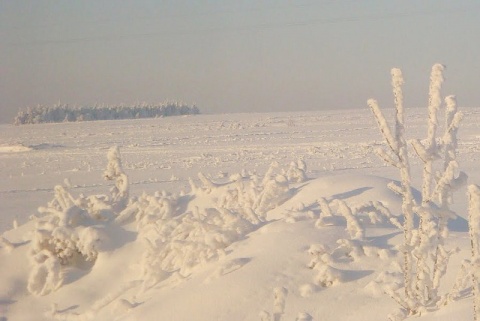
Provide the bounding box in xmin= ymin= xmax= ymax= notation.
xmin=26 ymin=142 xmax=302 ymax=298
xmin=255 ymin=174 xmax=292 ymax=215
xmin=368 ymin=64 xmax=467 ymax=315
xmin=307 ymin=244 xmax=343 ymax=288
xmin=13 ymin=101 xmax=200 ymax=125
xmin=286 ymin=159 xmax=307 ymax=183
xmin=114 ymin=161 xmax=299 ymax=288
xmin=27 ymin=149 xmax=131 ymax=295
xmin=104 ymin=146 xmax=129 ymax=212
xmin=134 ymin=163 xmax=299 ymax=287
xmin=315 ymin=197 xmax=334 ymax=228
xmin=315 ymin=197 xmax=400 ymax=239
xmin=331 ymin=199 xmax=364 ymax=240
xmin=32 ymin=186 xmax=109 ymax=263
xmin=28 ymin=184 xmax=112 ymax=295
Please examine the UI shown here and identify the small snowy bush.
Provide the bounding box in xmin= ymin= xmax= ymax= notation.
xmin=286 ymin=159 xmax=307 ymax=183
xmin=28 ymin=185 xmax=111 ymax=295
xmin=27 ymin=148 xmax=130 ymax=295
xmin=117 ymin=161 xmax=299 ymax=288
xmin=26 ymin=143 xmax=302 ymax=299
xmin=104 ymin=146 xmax=129 ymax=212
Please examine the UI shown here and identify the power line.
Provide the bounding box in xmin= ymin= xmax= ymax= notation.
xmin=0 ymin=1 xmax=328 ymax=32
xmin=3 ymin=6 xmax=478 ymax=47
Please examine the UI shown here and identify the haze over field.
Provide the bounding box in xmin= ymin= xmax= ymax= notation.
xmin=2 ymin=0 xmax=480 ymax=122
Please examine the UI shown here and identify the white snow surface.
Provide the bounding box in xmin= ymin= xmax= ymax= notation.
xmin=1 ymin=108 xmax=480 ymax=320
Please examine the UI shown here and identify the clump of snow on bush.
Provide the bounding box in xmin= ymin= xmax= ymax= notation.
xmin=286 ymin=159 xmax=307 ymax=183
xmin=256 ymin=174 xmax=292 ymax=215
xmin=314 ymin=264 xmax=343 ymax=287
xmin=26 ymin=149 xmax=133 ymax=295
xmin=308 ymin=244 xmax=343 ymax=287
xmin=27 ymin=250 xmax=63 ymax=296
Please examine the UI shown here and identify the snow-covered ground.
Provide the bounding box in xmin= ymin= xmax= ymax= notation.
xmin=1 ymin=107 xmax=480 ymax=320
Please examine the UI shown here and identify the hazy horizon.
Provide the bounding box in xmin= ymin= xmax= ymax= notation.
xmin=2 ymin=0 xmax=480 ymax=123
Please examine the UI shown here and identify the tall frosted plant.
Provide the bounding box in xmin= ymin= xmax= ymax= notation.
xmin=368 ymin=64 xmax=466 ymax=315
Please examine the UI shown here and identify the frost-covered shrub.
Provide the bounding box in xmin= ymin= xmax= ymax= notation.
xmin=307 ymin=244 xmax=332 ymax=268
xmin=368 ymin=64 xmax=468 ymax=316
xmin=315 ymin=197 xmax=334 ymax=227
xmin=33 ymin=186 xmax=109 ymax=263
xmin=286 ymin=159 xmax=307 ymax=183
xmin=28 ymin=185 xmax=112 ymax=295
xmin=331 ymin=199 xmax=364 ymax=240
xmin=307 ymin=243 xmax=344 ymax=288
xmin=27 ymin=145 xmax=301 ymax=297
xmin=315 ymin=197 xmax=399 ymax=239
xmin=351 ymin=201 xmax=402 ymax=229
xmin=255 ymin=174 xmax=292 ymax=215
xmin=336 ymin=238 xmax=392 ymax=261
xmin=198 ymin=161 xmax=295 ymax=219
xmin=104 ymin=146 xmax=129 ymax=212
xmin=139 ymin=206 xmax=254 ymax=279
xmin=125 ymin=162 xmax=298 ymax=287
xmin=27 ymin=150 xmax=129 ymax=295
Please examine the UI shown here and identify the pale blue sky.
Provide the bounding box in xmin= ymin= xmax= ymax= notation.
xmin=1 ymin=1 xmax=479 ymax=123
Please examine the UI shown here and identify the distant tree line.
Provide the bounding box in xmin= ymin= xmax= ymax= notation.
xmin=13 ymin=102 xmax=200 ymax=125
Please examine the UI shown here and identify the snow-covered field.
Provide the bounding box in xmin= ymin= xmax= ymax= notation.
xmin=1 ymin=106 xmax=480 ymax=320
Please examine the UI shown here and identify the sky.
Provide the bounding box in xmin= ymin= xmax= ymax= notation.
xmin=1 ymin=0 xmax=480 ymax=123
